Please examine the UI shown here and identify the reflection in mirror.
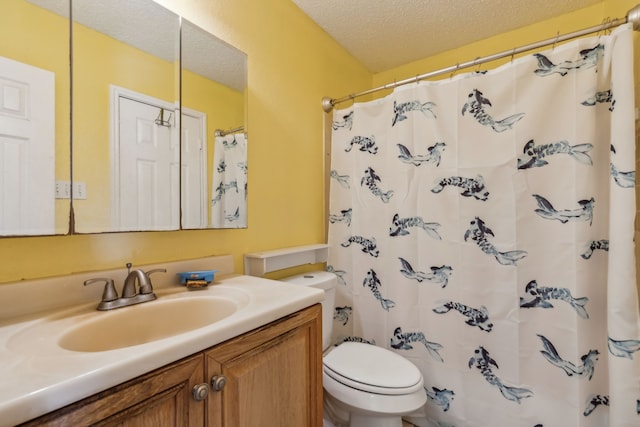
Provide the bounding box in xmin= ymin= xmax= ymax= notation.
xmin=181 ymin=20 xmax=247 ymax=229
xmin=72 ymin=0 xmax=180 ymax=233
xmin=210 ymin=128 xmax=247 ymax=228
xmin=1 ymin=0 xmax=70 ymax=236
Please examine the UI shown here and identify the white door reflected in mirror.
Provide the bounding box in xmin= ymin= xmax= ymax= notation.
xmin=181 ymin=109 xmax=208 ymax=229
xmin=111 ymin=87 xmax=179 ymax=231
xmin=0 ymin=56 xmax=55 ymax=235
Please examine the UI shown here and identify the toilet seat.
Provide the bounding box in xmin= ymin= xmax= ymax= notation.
xmin=323 ymin=342 xmax=423 ymax=395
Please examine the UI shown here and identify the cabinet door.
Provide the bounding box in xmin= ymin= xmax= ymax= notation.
xmin=206 ymin=304 xmax=322 ymax=427
xmin=20 ymin=354 xmax=205 ymax=427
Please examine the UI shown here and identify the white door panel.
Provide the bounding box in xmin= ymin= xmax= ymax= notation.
xmin=113 ymin=89 xmax=178 ymax=231
xmin=0 ymin=56 xmax=55 ymax=235
xmin=181 ymin=109 xmax=207 ymax=228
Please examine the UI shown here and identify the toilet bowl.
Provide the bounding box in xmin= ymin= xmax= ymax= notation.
xmin=282 ymin=272 xmax=426 ymax=427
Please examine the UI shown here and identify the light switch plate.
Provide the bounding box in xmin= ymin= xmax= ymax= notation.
xmin=55 ymin=181 xmax=87 ymax=199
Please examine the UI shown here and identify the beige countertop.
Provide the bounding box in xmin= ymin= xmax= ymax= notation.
xmin=0 ymin=272 xmax=324 ymax=426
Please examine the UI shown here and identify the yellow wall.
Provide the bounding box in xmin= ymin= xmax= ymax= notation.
xmin=0 ymin=0 xmax=371 ymax=283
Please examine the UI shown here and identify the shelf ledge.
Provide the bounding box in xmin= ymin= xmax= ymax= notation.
xmin=244 ymin=244 xmax=329 ymax=276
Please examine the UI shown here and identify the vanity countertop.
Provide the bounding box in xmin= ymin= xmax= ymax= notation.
xmin=0 ymin=274 xmax=324 ymax=426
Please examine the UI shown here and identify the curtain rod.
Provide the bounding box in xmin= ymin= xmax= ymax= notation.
xmin=214 ymin=126 xmax=245 ymax=137
xmin=322 ymin=4 xmax=640 ymax=113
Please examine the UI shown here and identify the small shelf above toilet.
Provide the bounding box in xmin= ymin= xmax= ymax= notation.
xmin=244 ymin=244 xmax=329 ymax=276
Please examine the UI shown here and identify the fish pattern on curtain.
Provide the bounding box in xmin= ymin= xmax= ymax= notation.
xmin=327 ymin=24 xmax=640 ymax=427
xmin=211 ymin=133 xmax=248 ymax=228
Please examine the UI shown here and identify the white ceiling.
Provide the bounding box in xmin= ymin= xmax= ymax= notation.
xmin=291 ymin=0 xmax=603 ymax=72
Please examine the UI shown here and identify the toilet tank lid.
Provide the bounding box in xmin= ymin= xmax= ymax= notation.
xmin=281 ymin=271 xmax=336 ymax=290
xmin=324 ymin=342 xmax=422 ymax=390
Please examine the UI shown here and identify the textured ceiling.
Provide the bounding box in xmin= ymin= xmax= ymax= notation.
xmin=27 ymin=0 xmax=246 ymax=91
xmin=291 ymin=0 xmax=603 ymax=72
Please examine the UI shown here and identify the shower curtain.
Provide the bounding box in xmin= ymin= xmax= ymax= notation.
xmin=211 ymin=133 xmax=247 ymax=228
xmin=327 ymin=24 xmax=640 ymax=427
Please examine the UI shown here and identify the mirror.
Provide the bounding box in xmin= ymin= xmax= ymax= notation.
xmin=72 ymin=0 xmax=181 ymax=233
xmin=0 ymin=0 xmax=70 ymax=236
xmin=181 ymin=20 xmax=247 ymax=229
xmin=2 ymin=0 xmax=248 ymax=235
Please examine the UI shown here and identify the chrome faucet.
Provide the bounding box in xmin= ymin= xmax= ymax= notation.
xmin=122 ymin=267 xmax=150 ymax=298
xmin=85 ymin=263 xmax=166 ymax=311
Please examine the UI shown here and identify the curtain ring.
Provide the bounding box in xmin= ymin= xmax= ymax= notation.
xmin=600 ymin=16 xmax=612 ymax=36
xmin=474 ymin=57 xmax=482 ymax=73
xmin=450 ymin=63 xmax=460 ymax=79
xmin=552 ymin=31 xmax=560 ymax=50
xmin=414 ymin=74 xmax=420 ymax=84
xmin=599 ymin=16 xmax=609 ymax=37
xmin=510 ymin=48 xmax=516 ymax=63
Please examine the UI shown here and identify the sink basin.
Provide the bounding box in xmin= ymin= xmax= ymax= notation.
xmin=59 ymin=296 xmax=238 ymax=352
xmin=7 ymin=285 xmax=251 ymax=354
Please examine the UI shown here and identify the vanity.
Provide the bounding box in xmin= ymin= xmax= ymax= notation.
xmin=0 ymin=256 xmax=324 ymax=426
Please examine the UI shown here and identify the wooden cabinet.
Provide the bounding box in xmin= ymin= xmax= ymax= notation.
xmin=20 ymin=355 xmax=204 ymax=427
xmin=206 ymin=303 xmax=322 ymax=427
xmin=20 ymin=304 xmax=322 ymax=427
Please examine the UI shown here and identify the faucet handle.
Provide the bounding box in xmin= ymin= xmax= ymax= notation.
xmin=146 ymin=268 xmax=167 ymax=276
xmin=84 ymin=278 xmax=118 ymax=302
xmin=140 ymin=268 xmax=167 ymax=294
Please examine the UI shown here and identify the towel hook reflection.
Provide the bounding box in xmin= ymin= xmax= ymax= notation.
xmin=155 ymin=108 xmax=173 ymax=127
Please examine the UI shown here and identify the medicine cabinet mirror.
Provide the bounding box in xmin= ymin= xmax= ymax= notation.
xmin=1 ymin=0 xmax=71 ymax=236
xmin=71 ymin=0 xmax=248 ymax=232
xmin=1 ymin=0 xmax=247 ymax=236
xmin=72 ymin=0 xmax=181 ymax=233
xmin=181 ymin=19 xmax=247 ymax=229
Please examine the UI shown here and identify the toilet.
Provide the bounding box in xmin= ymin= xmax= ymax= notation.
xmin=282 ymin=271 xmax=426 ymax=427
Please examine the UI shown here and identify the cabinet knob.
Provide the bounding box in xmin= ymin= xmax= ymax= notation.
xmin=192 ymin=383 xmax=210 ymax=401
xmin=211 ymin=375 xmax=227 ymax=391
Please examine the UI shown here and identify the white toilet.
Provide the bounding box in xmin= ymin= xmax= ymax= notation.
xmin=282 ymin=271 xmax=426 ymax=427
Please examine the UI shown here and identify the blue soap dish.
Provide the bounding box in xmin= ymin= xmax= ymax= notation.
xmin=177 ymin=270 xmax=217 ymax=285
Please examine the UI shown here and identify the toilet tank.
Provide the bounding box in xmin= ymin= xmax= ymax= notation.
xmin=281 ymin=271 xmax=336 ymax=350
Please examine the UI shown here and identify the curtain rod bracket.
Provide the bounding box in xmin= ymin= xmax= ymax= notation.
xmin=322 ymin=96 xmax=334 ymax=113
xmin=628 ymin=4 xmax=640 ymax=30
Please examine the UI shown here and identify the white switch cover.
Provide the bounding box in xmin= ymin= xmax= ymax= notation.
xmin=55 ymin=181 xmax=87 ymax=199
xmin=73 ymin=182 xmax=87 ymax=200
xmin=55 ymin=181 xmax=71 ymax=199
